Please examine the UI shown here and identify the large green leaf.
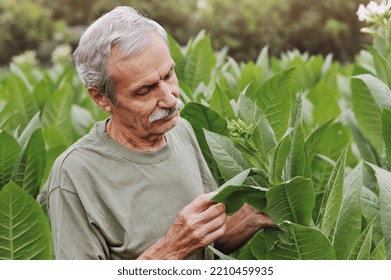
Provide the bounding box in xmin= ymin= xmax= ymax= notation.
xmin=265 ymin=177 xmax=314 ymax=225
xmin=213 ymin=184 xmax=267 ymax=215
xmin=212 ymin=169 xmax=268 ymax=214
xmin=204 ymin=130 xmax=248 ymax=181
xmin=9 ymin=64 xmax=34 ymax=93
xmin=368 ymin=46 xmax=391 ymax=86
xmin=236 ymin=61 xmax=262 ymax=94
xmin=348 ymin=219 xmax=374 ymax=260
xmin=286 ymin=96 xmax=310 ymax=180
xmin=381 ymin=108 xmax=391 ymax=168
xmin=332 ymin=162 xmax=363 ymax=259
xmin=247 ymin=68 xmax=295 ymax=141
xmin=32 ymin=77 xmax=53 ymax=110
xmin=361 ymin=187 xmax=383 ymax=246
xmin=181 ymin=102 xmax=228 ymax=183
xmin=305 ymin=118 xmax=334 ymax=162
xmin=267 ymin=128 xmax=292 ymax=184
xmin=366 ymin=163 xmax=391 ymax=259
xmin=268 ymin=222 xmax=336 ymax=260
xmin=168 ymin=34 xmax=186 ymax=82
xmin=42 ymin=125 xmax=70 ymax=149
xmin=12 ymin=129 xmax=46 ymax=198
xmin=316 ymin=122 xmax=351 ymax=162
xmin=311 ymin=154 xmax=334 ymax=193
xmin=371 ymin=239 xmax=386 ymax=260
xmin=71 ymin=104 xmax=95 ymax=136
xmin=0 ymin=131 xmax=21 ymax=190
xmin=249 ymin=228 xmax=283 ymax=260
xmin=232 ymin=242 xmax=257 ymax=260
xmin=318 ymin=145 xmax=349 ymax=238
xmin=255 ymin=46 xmax=271 ymax=76
xmin=0 ymin=181 xmax=52 ymax=259
xmin=17 ymin=112 xmax=42 ymax=149
xmin=183 ymin=32 xmax=216 ymax=91
xmin=345 ymin=111 xmax=380 ymax=165
xmin=209 ymin=83 xmax=235 ymax=119
xmin=41 ymin=83 xmax=74 ymax=143
xmin=213 ymin=71 xmax=238 ymax=101
xmin=361 ymin=165 xmax=383 ymax=245
xmin=5 ymin=74 xmax=39 ymax=129
xmin=354 ymin=74 xmax=391 ymax=110
xmin=307 ymin=80 xmax=341 ymax=125
xmin=351 ymin=78 xmax=383 ymax=154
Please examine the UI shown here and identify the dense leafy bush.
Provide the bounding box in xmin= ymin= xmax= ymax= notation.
xmin=171 ymin=30 xmax=390 ymax=259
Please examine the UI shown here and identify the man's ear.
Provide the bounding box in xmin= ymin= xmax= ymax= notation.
xmin=87 ymin=87 xmax=112 ymax=113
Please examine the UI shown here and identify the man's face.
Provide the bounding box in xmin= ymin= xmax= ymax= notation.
xmin=107 ymin=33 xmax=181 ymax=139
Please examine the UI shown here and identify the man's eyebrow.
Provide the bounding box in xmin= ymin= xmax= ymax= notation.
xmin=132 ymin=82 xmax=155 ymax=94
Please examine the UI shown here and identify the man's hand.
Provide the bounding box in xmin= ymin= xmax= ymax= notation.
xmin=241 ymin=204 xmax=276 ymax=229
xmin=138 ymin=192 xmax=227 ymax=259
xmin=215 ymin=204 xmax=276 ymax=254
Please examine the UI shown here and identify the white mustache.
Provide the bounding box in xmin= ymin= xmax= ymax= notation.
xmin=148 ymin=99 xmax=184 ymax=123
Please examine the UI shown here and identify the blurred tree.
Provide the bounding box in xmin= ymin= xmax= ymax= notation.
xmin=0 ymin=0 xmax=53 ymax=64
xmin=127 ymin=0 xmax=199 ymax=46
xmin=0 ymin=0 xmax=372 ymax=65
xmin=279 ymin=0 xmax=370 ymax=61
xmin=126 ymin=0 xmax=370 ymax=62
xmin=41 ymin=0 xmax=97 ymax=25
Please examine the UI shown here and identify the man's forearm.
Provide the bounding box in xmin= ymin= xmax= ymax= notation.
xmin=137 ymin=235 xmax=186 ymax=260
xmin=137 ymin=193 xmax=227 ymax=260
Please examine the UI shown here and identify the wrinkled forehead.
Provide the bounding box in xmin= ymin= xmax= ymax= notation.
xmin=107 ymin=33 xmax=174 ymax=84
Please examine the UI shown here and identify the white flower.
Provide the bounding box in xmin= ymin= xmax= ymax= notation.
xmin=357 ymin=0 xmax=391 ymax=22
xmin=366 ymin=1 xmax=379 ymax=15
xmin=357 ymin=4 xmax=369 ymax=22
xmin=11 ymin=50 xmax=39 ymax=66
xmin=51 ymin=44 xmax=72 ymax=64
xmin=376 ymin=2 xmax=389 ymax=15
xmin=360 ymin=27 xmax=374 ymax=34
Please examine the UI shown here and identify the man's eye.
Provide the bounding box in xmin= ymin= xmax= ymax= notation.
xmin=137 ymin=86 xmax=153 ymax=95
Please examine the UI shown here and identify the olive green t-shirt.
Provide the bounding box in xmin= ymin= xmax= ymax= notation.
xmin=45 ymin=118 xmax=217 ymax=259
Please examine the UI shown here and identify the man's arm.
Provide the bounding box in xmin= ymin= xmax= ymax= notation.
xmin=137 ymin=194 xmax=274 ymax=259
xmin=137 ymin=193 xmax=227 ymax=260
xmin=48 ymin=187 xmax=109 ymax=259
xmin=214 ymin=204 xmax=275 ymax=254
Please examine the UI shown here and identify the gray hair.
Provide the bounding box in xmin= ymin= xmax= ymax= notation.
xmin=73 ymin=6 xmax=168 ymax=105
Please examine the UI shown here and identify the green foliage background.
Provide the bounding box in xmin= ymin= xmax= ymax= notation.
xmin=1 ymin=0 xmax=390 ymax=260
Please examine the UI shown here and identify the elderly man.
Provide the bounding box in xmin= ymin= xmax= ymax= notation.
xmin=45 ymin=6 xmax=273 ymax=260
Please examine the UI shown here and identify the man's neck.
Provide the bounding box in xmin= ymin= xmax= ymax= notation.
xmin=106 ymin=119 xmax=167 ymax=152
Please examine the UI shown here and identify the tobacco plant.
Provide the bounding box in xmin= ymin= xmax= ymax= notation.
xmin=174 ymin=24 xmax=391 ymax=260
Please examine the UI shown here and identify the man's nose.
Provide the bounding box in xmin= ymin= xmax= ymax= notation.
xmin=157 ymin=80 xmax=178 ymax=108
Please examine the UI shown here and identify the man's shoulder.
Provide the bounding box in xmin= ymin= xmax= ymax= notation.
xmin=51 ymin=122 xmax=104 ymax=171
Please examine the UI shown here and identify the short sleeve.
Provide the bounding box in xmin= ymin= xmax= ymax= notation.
xmin=48 ymin=186 xmax=109 ymax=259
